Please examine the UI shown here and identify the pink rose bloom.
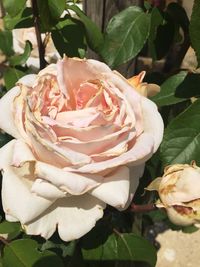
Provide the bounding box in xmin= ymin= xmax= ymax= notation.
xmin=0 ymin=57 xmax=163 ymax=241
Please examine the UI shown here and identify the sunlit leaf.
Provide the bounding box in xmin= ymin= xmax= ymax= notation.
xmin=66 ymin=4 xmax=103 ymax=53
xmin=161 ymin=99 xmax=200 ymax=165
xmin=0 ymin=30 xmax=13 ymax=56
xmin=9 ymin=41 xmax=32 ymax=66
xmin=0 ymin=221 xmax=21 ymax=240
xmin=3 ymin=0 xmax=26 ymax=17
xmin=151 ymin=71 xmax=188 ymax=106
xmin=4 ymin=67 xmax=25 ymax=89
xmin=101 ymin=6 xmax=150 ymax=68
xmin=2 ymin=239 xmax=64 ymax=267
xmin=190 ymin=0 xmax=200 ymax=67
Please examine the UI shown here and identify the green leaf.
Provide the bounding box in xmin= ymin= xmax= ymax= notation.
xmin=3 ymin=0 xmax=26 ymax=17
xmin=101 ymin=6 xmax=150 ymax=68
xmin=41 ymin=240 xmax=77 ymax=258
xmin=0 ymin=30 xmax=13 ymax=56
xmin=175 ymin=73 xmax=200 ymax=98
xmin=66 ymin=4 xmax=103 ymax=53
xmin=48 ymin=0 xmax=65 ymax=21
xmin=151 ymin=71 xmax=188 ymax=107
xmin=4 ymin=67 xmax=25 ymax=90
xmin=0 ymin=133 xmax=13 ymax=148
xmin=182 ymin=225 xmax=199 ymax=234
xmin=37 ymin=0 xmax=66 ymax=31
xmin=2 ymin=239 xmax=64 ymax=267
xmin=82 ymin=233 xmax=157 ymax=266
xmin=161 ymin=99 xmax=200 ymax=165
xmin=52 ymin=17 xmax=86 ymax=57
xmin=148 ymin=7 xmax=164 ymax=60
xmin=9 ymin=41 xmax=32 ymax=66
xmin=3 ymin=7 xmax=34 ymax=30
xmin=190 ymin=0 xmax=200 ymax=67
xmin=0 ymin=221 xmax=21 ymax=240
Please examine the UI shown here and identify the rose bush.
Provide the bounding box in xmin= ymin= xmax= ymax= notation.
xmin=0 ymin=57 xmax=163 ymax=241
xmin=147 ymin=163 xmax=200 ymax=226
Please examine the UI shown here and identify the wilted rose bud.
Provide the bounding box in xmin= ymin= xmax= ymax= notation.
xmin=128 ymin=71 xmax=160 ymax=98
xmin=147 ymin=162 xmax=200 ymax=226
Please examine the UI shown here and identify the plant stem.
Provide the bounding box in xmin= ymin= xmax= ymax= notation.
xmin=129 ymin=203 xmax=157 ymax=213
xmin=0 ymin=236 xmax=9 ymax=245
xmin=31 ymin=0 xmax=46 ymax=70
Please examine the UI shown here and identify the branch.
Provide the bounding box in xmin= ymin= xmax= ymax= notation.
xmin=129 ymin=203 xmax=157 ymax=213
xmin=164 ymin=32 xmax=190 ymax=74
xmin=0 ymin=236 xmax=9 ymax=245
xmin=31 ymin=0 xmax=46 ymax=70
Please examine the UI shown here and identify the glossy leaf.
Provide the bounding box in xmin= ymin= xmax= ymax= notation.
xmin=2 ymin=239 xmax=64 ymax=267
xmin=9 ymin=41 xmax=32 ymax=66
xmin=4 ymin=67 xmax=25 ymax=89
xmin=37 ymin=0 xmax=65 ymax=31
xmin=48 ymin=0 xmax=65 ymax=21
xmin=151 ymin=71 xmax=188 ymax=107
xmin=101 ymin=6 xmax=150 ymax=68
xmin=67 ymin=4 xmax=103 ymax=53
xmin=0 ymin=221 xmax=21 ymax=240
xmin=3 ymin=0 xmax=26 ymax=17
xmin=41 ymin=240 xmax=77 ymax=258
xmin=175 ymin=73 xmax=200 ymax=98
xmin=0 ymin=30 xmax=13 ymax=56
xmin=161 ymin=99 xmax=200 ymax=165
xmin=3 ymin=7 xmax=33 ymax=30
xmin=52 ymin=17 xmax=86 ymax=57
xmin=82 ymin=232 xmax=157 ymax=266
xmin=0 ymin=133 xmax=13 ymax=148
xmin=190 ymin=0 xmax=200 ymax=67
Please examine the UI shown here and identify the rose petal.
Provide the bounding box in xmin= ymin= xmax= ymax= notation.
xmin=31 ymin=178 xmax=67 ymax=200
xmin=35 ymin=161 xmax=103 ymax=195
xmin=161 ymin=167 xmax=200 ymax=205
xmin=0 ymin=140 xmax=53 ymax=224
xmin=23 ymin=194 xmax=105 ymax=241
xmin=57 ymin=57 xmax=111 ymax=100
xmin=68 ymin=133 xmax=154 ymax=174
xmin=141 ymin=97 xmax=164 ymax=152
xmin=0 ymin=86 xmax=21 ymax=138
xmin=122 ymin=164 xmax=145 ymax=210
xmin=12 ymin=139 xmax=35 ymax=167
xmin=90 ymin=166 xmax=130 ymax=209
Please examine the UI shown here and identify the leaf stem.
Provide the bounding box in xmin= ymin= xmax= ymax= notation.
xmin=129 ymin=203 xmax=157 ymax=213
xmin=31 ymin=0 xmax=46 ymax=70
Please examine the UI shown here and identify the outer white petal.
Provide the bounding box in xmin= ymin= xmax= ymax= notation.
xmin=121 ymin=164 xmax=145 ymax=210
xmin=31 ymin=179 xmax=67 ymax=200
xmin=90 ymin=166 xmax=130 ymax=209
xmin=17 ymin=74 xmax=37 ymax=87
xmin=12 ymin=139 xmax=36 ymax=167
xmin=0 ymin=140 xmax=53 ymax=224
xmin=141 ymin=97 xmax=164 ymax=152
xmin=35 ymin=161 xmax=103 ymax=195
xmin=0 ymin=86 xmax=21 ymax=138
xmin=23 ymin=195 xmax=105 ymax=241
